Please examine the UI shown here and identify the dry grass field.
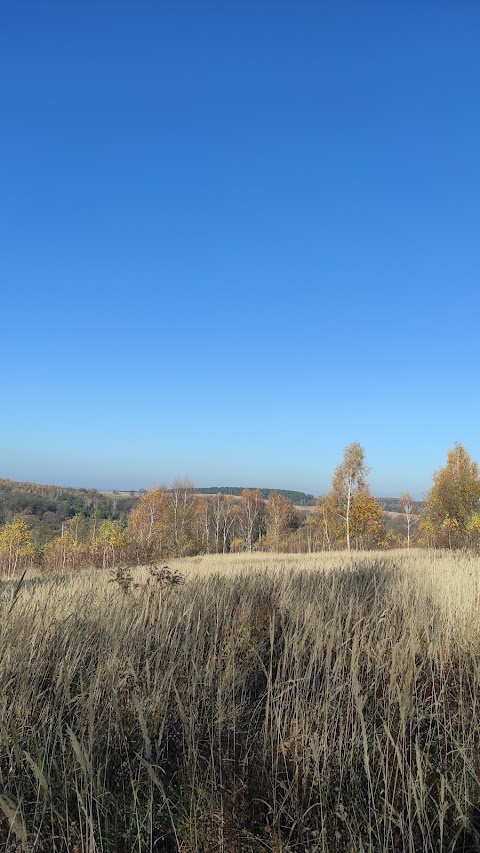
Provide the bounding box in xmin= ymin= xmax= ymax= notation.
xmin=1 ymin=550 xmax=480 ymax=852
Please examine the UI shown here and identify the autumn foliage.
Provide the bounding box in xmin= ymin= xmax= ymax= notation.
xmin=420 ymin=443 xmax=480 ymax=547
xmin=2 ymin=441 xmax=480 ymax=574
xmin=0 ymin=520 xmax=35 ymax=577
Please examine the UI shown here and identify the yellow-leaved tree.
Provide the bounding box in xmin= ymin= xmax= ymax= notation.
xmin=317 ymin=443 xmax=384 ymax=550
xmin=349 ymin=490 xmax=385 ymax=550
xmin=95 ymin=520 xmax=130 ymax=568
xmin=0 ymin=520 xmax=35 ymax=577
xmin=43 ymin=516 xmax=86 ymax=572
xmin=127 ymin=487 xmax=170 ymax=563
xmin=421 ymin=443 xmax=480 ymax=548
xmin=264 ymin=492 xmax=298 ymax=551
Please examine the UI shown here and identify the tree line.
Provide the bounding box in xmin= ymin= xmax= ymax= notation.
xmin=1 ymin=441 xmax=479 ymax=575
xmin=196 ymin=486 xmax=315 ymax=504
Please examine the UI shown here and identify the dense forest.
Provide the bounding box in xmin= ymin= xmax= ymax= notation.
xmin=196 ymin=486 xmax=316 ymax=504
xmin=0 ymin=441 xmax=478 ymax=575
xmin=0 ymin=479 xmax=134 ymax=543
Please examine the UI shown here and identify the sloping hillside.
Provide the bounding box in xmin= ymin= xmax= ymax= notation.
xmin=0 ymin=479 xmax=135 ymax=544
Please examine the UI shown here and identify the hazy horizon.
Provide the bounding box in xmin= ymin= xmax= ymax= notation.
xmin=0 ymin=467 xmax=427 ymax=502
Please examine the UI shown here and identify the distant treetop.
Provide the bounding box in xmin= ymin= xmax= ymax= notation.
xmin=197 ymin=487 xmax=316 ymax=505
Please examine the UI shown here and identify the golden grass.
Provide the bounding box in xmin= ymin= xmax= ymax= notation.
xmin=1 ymin=550 xmax=480 ymax=851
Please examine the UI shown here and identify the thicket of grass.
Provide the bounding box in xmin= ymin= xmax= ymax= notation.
xmin=1 ymin=551 xmax=480 ymax=852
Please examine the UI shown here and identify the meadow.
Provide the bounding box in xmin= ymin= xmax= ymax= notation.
xmin=1 ymin=550 xmax=480 ymax=852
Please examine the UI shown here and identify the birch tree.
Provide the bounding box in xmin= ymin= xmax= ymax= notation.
xmin=265 ymin=492 xmax=297 ymax=551
xmin=210 ymin=492 xmax=238 ymax=553
xmin=331 ymin=443 xmax=369 ymax=551
xmin=0 ymin=520 xmax=35 ymax=577
xmin=238 ymin=489 xmax=264 ymax=552
xmin=422 ymin=443 xmax=480 ymax=547
xmin=399 ymin=492 xmax=416 ymax=548
xmin=127 ymin=487 xmax=170 ymax=562
xmin=169 ymin=480 xmax=196 ymax=555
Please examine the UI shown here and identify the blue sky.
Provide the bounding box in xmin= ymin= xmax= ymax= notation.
xmin=1 ymin=2 xmax=479 ymax=499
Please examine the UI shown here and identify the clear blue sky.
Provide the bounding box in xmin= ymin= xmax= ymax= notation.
xmin=1 ymin=2 xmax=479 ymax=499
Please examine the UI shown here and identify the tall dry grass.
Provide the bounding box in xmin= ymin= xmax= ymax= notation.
xmin=1 ymin=550 xmax=480 ymax=851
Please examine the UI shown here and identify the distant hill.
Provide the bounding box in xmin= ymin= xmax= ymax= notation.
xmin=197 ymin=490 xmax=425 ymax=512
xmin=197 ymin=487 xmax=316 ymax=505
xmin=378 ymin=497 xmax=424 ymax=514
xmin=0 ymin=478 xmax=135 ymax=544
